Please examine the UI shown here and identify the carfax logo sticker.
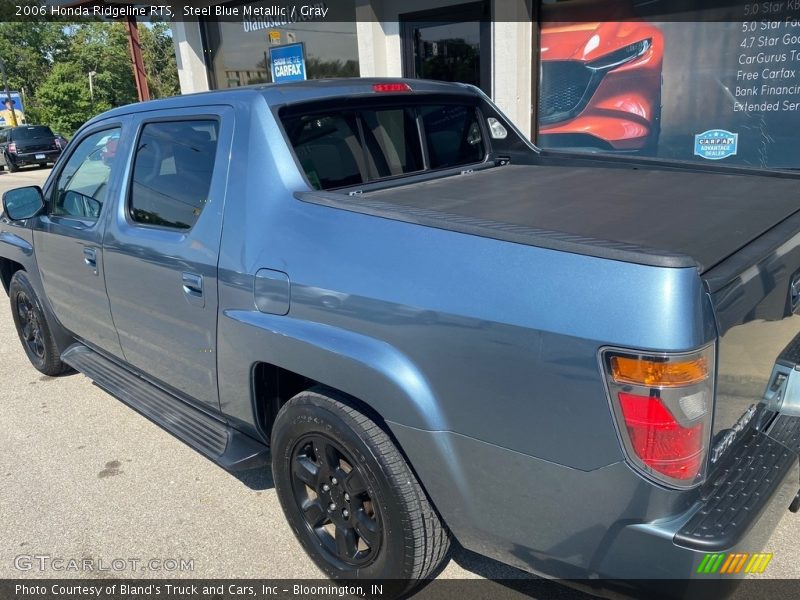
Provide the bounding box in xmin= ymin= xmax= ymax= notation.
xmin=697 ymin=552 xmax=772 ymax=574
xmin=694 ymin=129 xmax=739 ymax=160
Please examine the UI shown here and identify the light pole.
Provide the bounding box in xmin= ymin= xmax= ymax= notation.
xmin=0 ymin=57 xmax=18 ymax=127
xmin=88 ymin=71 xmax=97 ymax=108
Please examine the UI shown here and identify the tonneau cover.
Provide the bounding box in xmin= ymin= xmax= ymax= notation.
xmin=302 ymin=162 xmax=800 ymax=273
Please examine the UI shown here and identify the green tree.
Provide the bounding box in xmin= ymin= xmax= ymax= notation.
xmin=0 ymin=21 xmax=65 ymax=98
xmin=35 ymin=61 xmax=102 ymax=134
xmin=65 ymin=22 xmax=139 ymax=109
xmin=140 ymin=23 xmax=179 ymax=99
xmin=0 ymin=18 xmax=179 ymax=135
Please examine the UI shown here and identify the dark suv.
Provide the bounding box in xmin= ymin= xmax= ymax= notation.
xmin=0 ymin=125 xmax=62 ymax=172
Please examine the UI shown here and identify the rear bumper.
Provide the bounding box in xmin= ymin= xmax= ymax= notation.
xmin=8 ymin=150 xmax=60 ymax=165
xmin=596 ymin=416 xmax=799 ymax=581
xmin=390 ymin=412 xmax=799 ymax=586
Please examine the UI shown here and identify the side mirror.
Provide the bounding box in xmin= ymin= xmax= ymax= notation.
xmin=2 ymin=186 xmax=44 ymax=221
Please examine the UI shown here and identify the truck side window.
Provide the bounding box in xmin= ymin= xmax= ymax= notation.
xmin=129 ymin=120 xmax=219 ymax=230
xmin=420 ymin=105 xmax=485 ymax=169
xmin=282 ymin=114 xmax=366 ymax=190
xmin=51 ymin=127 xmax=121 ymax=220
xmin=360 ymin=109 xmax=424 ymax=178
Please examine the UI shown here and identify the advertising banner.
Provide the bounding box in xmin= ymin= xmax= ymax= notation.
xmin=269 ymin=42 xmax=307 ymax=83
xmin=0 ymin=91 xmax=24 ymax=126
xmin=538 ymin=2 xmax=800 ymax=170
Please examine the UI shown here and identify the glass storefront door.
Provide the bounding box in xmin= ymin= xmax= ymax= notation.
xmin=401 ymin=1 xmax=491 ymax=94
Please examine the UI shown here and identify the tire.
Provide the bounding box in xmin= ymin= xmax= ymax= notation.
xmin=6 ymin=156 xmax=18 ymax=172
xmin=38 ymin=163 xmax=47 ymax=168
xmin=272 ymin=387 xmax=450 ymax=596
xmin=9 ymin=271 xmax=69 ymax=376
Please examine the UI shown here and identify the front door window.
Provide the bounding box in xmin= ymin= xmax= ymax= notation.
xmin=51 ymin=128 xmax=120 ymax=220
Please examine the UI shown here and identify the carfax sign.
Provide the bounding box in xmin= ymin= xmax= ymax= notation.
xmin=694 ymin=130 xmax=739 ymax=161
xmin=270 ymin=42 xmax=306 ymax=83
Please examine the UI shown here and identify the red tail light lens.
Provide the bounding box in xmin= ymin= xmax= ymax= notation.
xmin=8 ymin=142 xmax=16 ymax=153
xmin=602 ymin=345 xmax=714 ymax=488
xmin=372 ymin=82 xmax=411 ymax=93
xmin=618 ymin=392 xmax=704 ymax=480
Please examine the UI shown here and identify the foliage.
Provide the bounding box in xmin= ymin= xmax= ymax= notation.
xmin=0 ymin=19 xmax=179 ymax=136
xmin=306 ymin=58 xmax=359 ymax=79
xmin=0 ymin=22 xmax=66 ymax=97
xmin=36 ymin=62 xmax=107 ymax=135
xmin=140 ymin=23 xmax=180 ymax=99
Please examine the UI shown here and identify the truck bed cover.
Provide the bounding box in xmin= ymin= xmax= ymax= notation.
xmin=298 ymin=160 xmax=800 ymax=273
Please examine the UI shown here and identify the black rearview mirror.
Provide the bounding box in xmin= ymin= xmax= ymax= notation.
xmin=2 ymin=186 xmax=45 ymax=221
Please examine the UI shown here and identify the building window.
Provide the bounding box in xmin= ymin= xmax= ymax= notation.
xmin=400 ymin=1 xmax=492 ymax=95
xmin=202 ymin=1 xmax=359 ymax=89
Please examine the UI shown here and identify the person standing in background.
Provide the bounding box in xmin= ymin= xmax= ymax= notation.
xmin=0 ymin=98 xmax=24 ymax=126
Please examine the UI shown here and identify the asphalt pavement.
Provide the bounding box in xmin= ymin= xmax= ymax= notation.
xmin=0 ymin=167 xmax=798 ymax=596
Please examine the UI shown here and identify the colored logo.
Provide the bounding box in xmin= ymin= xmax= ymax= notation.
xmin=694 ymin=129 xmax=738 ymax=160
xmin=697 ymin=552 xmax=772 ymax=574
xmin=270 ymin=42 xmax=306 ymax=83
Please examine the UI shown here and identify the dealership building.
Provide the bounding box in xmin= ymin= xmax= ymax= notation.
xmin=171 ymin=0 xmax=800 ymax=169
xmin=172 ymin=1 xmax=533 ymax=134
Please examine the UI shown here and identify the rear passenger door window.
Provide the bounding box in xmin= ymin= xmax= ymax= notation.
xmin=129 ymin=120 xmax=219 ymax=230
xmin=51 ymin=128 xmax=121 ymax=220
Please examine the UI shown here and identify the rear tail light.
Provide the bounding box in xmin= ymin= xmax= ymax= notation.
xmin=7 ymin=142 xmax=16 ymax=153
xmin=602 ymin=345 xmax=714 ymax=488
xmin=53 ymin=139 xmax=61 ymax=150
xmin=372 ymin=82 xmax=411 ymax=93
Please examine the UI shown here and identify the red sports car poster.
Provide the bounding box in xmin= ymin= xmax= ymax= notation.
xmin=538 ymin=1 xmax=800 ymax=169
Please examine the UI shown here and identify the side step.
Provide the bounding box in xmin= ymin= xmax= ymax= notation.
xmin=62 ymin=344 xmax=269 ymax=471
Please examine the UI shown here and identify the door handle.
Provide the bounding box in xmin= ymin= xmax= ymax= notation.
xmin=181 ymin=272 xmax=205 ymax=307
xmin=83 ymin=247 xmax=97 ymax=272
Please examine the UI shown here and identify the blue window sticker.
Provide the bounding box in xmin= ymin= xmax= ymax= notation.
xmin=270 ymin=42 xmax=306 ymax=84
xmin=694 ymin=130 xmax=738 ymax=160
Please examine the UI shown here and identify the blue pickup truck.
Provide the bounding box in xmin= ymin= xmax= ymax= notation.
xmin=1 ymin=79 xmax=799 ymax=596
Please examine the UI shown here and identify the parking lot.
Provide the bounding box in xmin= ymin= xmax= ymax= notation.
xmin=0 ymin=167 xmax=799 ymax=592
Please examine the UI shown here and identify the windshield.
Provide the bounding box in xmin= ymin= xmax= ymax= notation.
xmin=12 ymin=126 xmax=54 ymax=140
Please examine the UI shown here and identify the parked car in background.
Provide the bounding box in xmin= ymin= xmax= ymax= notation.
xmin=0 ymin=125 xmax=62 ymax=172
xmin=538 ymin=21 xmax=664 ymax=153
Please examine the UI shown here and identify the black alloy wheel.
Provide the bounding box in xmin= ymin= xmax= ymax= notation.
xmin=8 ymin=271 xmax=70 ymax=375
xmin=290 ymin=434 xmax=382 ymax=569
xmin=272 ymin=387 xmax=451 ymax=594
xmin=16 ymin=291 xmax=45 ymax=360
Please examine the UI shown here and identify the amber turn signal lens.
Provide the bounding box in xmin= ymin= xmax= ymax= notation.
xmin=610 ymin=355 xmax=709 ymax=387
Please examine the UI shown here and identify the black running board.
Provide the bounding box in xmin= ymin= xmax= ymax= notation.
xmin=62 ymin=343 xmax=269 ymax=471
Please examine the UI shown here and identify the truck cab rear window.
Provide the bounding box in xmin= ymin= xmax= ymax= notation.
xmin=281 ymin=103 xmax=484 ymax=190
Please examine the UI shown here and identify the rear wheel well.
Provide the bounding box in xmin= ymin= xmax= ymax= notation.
xmin=252 ymin=364 xmax=397 ymax=447
xmin=253 ymin=363 xmax=318 ymax=441
xmin=253 ymin=362 xmax=449 ymax=535
xmin=0 ymin=258 xmax=24 ymax=294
